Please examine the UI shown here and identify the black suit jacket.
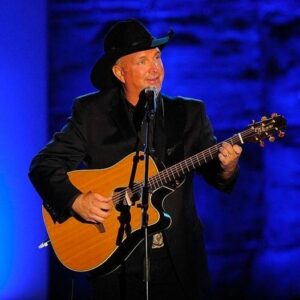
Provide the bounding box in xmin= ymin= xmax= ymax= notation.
xmin=29 ymin=87 xmax=237 ymax=299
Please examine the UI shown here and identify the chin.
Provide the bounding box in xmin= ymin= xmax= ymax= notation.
xmin=145 ymin=83 xmax=162 ymax=91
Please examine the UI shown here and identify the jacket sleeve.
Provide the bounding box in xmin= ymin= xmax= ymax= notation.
xmin=28 ymin=99 xmax=88 ymax=223
xmin=184 ymin=99 xmax=239 ymax=193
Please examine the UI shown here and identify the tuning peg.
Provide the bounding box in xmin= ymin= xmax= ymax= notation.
xmin=278 ymin=131 xmax=285 ymax=138
xmin=268 ymin=136 xmax=275 ymax=142
xmin=259 ymin=140 xmax=265 ymax=147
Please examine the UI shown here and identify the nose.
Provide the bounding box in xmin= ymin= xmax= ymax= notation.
xmin=149 ymin=60 xmax=159 ymax=73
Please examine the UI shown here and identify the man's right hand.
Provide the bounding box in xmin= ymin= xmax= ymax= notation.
xmin=71 ymin=192 xmax=112 ymax=223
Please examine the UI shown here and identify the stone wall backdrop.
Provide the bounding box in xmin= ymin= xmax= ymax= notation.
xmin=47 ymin=1 xmax=300 ymax=299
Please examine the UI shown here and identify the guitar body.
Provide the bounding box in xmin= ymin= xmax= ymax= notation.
xmin=42 ymin=152 xmax=173 ymax=274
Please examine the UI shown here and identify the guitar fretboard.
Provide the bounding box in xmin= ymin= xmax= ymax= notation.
xmin=148 ymin=133 xmax=245 ymax=191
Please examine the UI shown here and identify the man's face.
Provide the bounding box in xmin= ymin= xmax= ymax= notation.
xmin=113 ymin=48 xmax=164 ymax=102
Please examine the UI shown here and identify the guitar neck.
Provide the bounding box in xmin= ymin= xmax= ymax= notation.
xmin=143 ymin=112 xmax=287 ymax=192
xmin=149 ymin=132 xmax=245 ymax=191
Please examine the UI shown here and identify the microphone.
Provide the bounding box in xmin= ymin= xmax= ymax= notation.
xmin=141 ymin=87 xmax=159 ymax=114
xmin=133 ymin=87 xmax=159 ymax=131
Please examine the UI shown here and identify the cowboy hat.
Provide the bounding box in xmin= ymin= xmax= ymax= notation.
xmin=90 ymin=19 xmax=173 ymax=90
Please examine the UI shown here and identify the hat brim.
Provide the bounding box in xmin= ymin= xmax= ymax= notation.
xmin=91 ymin=29 xmax=174 ymax=90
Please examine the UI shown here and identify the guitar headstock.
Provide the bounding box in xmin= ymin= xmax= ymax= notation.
xmin=244 ymin=113 xmax=287 ymax=146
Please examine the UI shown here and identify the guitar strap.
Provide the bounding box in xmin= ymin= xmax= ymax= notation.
xmin=164 ymin=98 xmax=186 ymax=168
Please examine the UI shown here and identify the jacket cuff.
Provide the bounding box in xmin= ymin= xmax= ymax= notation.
xmin=216 ymin=165 xmax=240 ymax=193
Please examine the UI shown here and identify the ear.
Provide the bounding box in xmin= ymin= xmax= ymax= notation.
xmin=112 ymin=64 xmax=125 ymax=84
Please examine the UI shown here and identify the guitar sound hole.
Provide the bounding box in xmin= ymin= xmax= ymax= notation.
xmin=114 ymin=187 xmax=140 ymax=211
xmin=114 ymin=187 xmax=128 ymax=212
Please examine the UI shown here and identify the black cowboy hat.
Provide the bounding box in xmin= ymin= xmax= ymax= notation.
xmin=90 ymin=19 xmax=173 ymax=90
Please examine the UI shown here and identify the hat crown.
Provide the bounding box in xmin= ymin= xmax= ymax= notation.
xmin=104 ymin=19 xmax=153 ymax=54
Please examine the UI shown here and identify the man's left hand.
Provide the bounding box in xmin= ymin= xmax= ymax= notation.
xmin=218 ymin=142 xmax=242 ymax=180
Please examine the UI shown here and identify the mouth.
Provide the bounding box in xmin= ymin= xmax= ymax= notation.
xmin=146 ymin=77 xmax=160 ymax=85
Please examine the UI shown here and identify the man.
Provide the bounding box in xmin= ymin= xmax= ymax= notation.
xmin=29 ymin=19 xmax=242 ymax=299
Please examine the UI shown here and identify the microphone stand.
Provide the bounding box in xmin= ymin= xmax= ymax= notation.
xmin=141 ymin=100 xmax=156 ymax=300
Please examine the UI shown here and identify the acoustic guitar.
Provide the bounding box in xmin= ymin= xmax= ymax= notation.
xmin=42 ymin=114 xmax=286 ymax=274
